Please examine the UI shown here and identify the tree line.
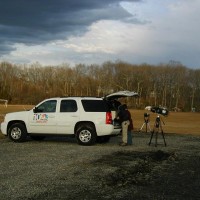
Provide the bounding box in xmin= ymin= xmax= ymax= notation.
xmin=0 ymin=61 xmax=200 ymax=111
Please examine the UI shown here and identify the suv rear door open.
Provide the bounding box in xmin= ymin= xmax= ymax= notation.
xmin=104 ymin=90 xmax=139 ymax=111
xmin=105 ymin=90 xmax=139 ymax=101
xmin=104 ymin=90 xmax=139 ymax=128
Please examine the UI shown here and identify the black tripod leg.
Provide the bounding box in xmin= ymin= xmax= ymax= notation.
xmin=155 ymin=130 xmax=158 ymax=147
xmin=160 ymin=124 xmax=167 ymax=146
xmin=149 ymin=130 xmax=154 ymax=145
xmin=161 ymin=130 xmax=167 ymax=146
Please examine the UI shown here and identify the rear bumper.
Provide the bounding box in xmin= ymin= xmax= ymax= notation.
xmin=112 ymin=120 xmax=121 ymax=135
xmin=111 ymin=128 xmax=121 ymax=135
xmin=96 ymin=124 xmax=121 ymax=136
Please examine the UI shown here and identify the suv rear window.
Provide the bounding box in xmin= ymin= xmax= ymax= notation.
xmin=60 ymin=100 xmax=77 ymax=112
xmin=81 ymin=100 xmax=109 ymax=112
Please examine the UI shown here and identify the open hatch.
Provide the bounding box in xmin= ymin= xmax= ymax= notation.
xmin=104 ymin=90 xmax=139 ymax=101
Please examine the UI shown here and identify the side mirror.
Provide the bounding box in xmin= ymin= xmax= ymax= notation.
xmin=33 ymin=107 xmax=38 ymax=113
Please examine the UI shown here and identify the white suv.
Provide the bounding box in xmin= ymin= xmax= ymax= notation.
xmin=1 ymin=91 xmax=138 ymax=145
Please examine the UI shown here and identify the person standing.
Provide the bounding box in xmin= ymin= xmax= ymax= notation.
xmin=127 ymin=110 xmax=133 ymax=145
xmin=117 ymin=104 xmax=130 ymax=146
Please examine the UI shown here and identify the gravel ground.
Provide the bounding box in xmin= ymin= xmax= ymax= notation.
xmin=0 ymin=132 xmax=200 ymax=200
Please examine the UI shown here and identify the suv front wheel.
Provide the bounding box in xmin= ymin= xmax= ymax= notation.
xmin=76 ymin=123 xmax=97 ymax=145
xmin=8 ymin=123 xmax=27 ymax=142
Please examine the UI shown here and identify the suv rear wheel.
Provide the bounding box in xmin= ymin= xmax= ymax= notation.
xmin=76 ymin=123 xmax=97 ymax=146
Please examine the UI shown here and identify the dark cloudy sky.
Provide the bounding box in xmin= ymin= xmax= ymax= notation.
xmin=0 ymin=0 xmax=199 ymax=68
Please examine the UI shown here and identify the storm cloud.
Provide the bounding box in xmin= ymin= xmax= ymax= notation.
xmin=0 ymin=0 xmax=199 ymax=68
xmin=0 ymin=0 xmax=140 ymax=54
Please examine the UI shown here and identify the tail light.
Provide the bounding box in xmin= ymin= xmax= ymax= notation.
xmin=106 ymin=111 xmax=112 ymax=124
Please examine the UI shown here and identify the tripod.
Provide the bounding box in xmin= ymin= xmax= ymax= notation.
xmin=149 ymin=115 xmax=167 ymax=147
xmin=139 ymin=113 xmax=151 ymax=133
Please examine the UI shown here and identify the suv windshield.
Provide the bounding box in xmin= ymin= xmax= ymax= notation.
xmin=36 ymin=100 xmax=57 ymax=113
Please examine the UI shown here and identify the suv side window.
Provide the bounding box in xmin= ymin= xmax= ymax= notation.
xmin=81 ymin=100 xmax=109 ymax=112
xmin=37 ymin=100 xmax=57 ymax=113
xmin=60 ymin=100 xmax=77 ymax=112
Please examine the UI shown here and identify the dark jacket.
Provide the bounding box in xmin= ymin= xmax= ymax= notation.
xmin=117 ymin=104 xmax=129 ymax=123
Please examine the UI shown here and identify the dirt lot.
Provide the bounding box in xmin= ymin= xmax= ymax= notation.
xmin=0 ymin=105 xmax=200 ymax=199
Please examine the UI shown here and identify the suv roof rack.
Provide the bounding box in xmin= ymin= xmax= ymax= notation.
xmin=59 ymin=96 xmax=101 ymax=98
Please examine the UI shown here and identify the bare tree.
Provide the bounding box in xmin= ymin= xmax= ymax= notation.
xmin=0 ymin=61 xmax=199 ymax=111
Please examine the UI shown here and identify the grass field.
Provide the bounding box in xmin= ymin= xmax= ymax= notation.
xmin=131 ymin=109 xmax=200 ymax=135
xmin=0 ymin=105 xmax=200 ymax=139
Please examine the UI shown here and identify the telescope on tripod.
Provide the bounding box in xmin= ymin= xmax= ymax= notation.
xmin=145 ymin=106 xmax=169 ymax=116
xmin=145 ymin=106 xmax=168 ymax=147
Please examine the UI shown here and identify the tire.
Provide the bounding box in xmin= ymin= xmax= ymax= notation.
xmin=8 ymin=123 xmax=27 ymax=142
xmin=76 ymin=124 xmax=97 ymax=146
xmin=30 ymin=135 xmax=46 ymax=141
xmin=96 ymin=136 xmax=111 ymax=143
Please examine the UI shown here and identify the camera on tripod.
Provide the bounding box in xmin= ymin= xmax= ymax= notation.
xmin=144 ymin=112 xmax=150 ymax=122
